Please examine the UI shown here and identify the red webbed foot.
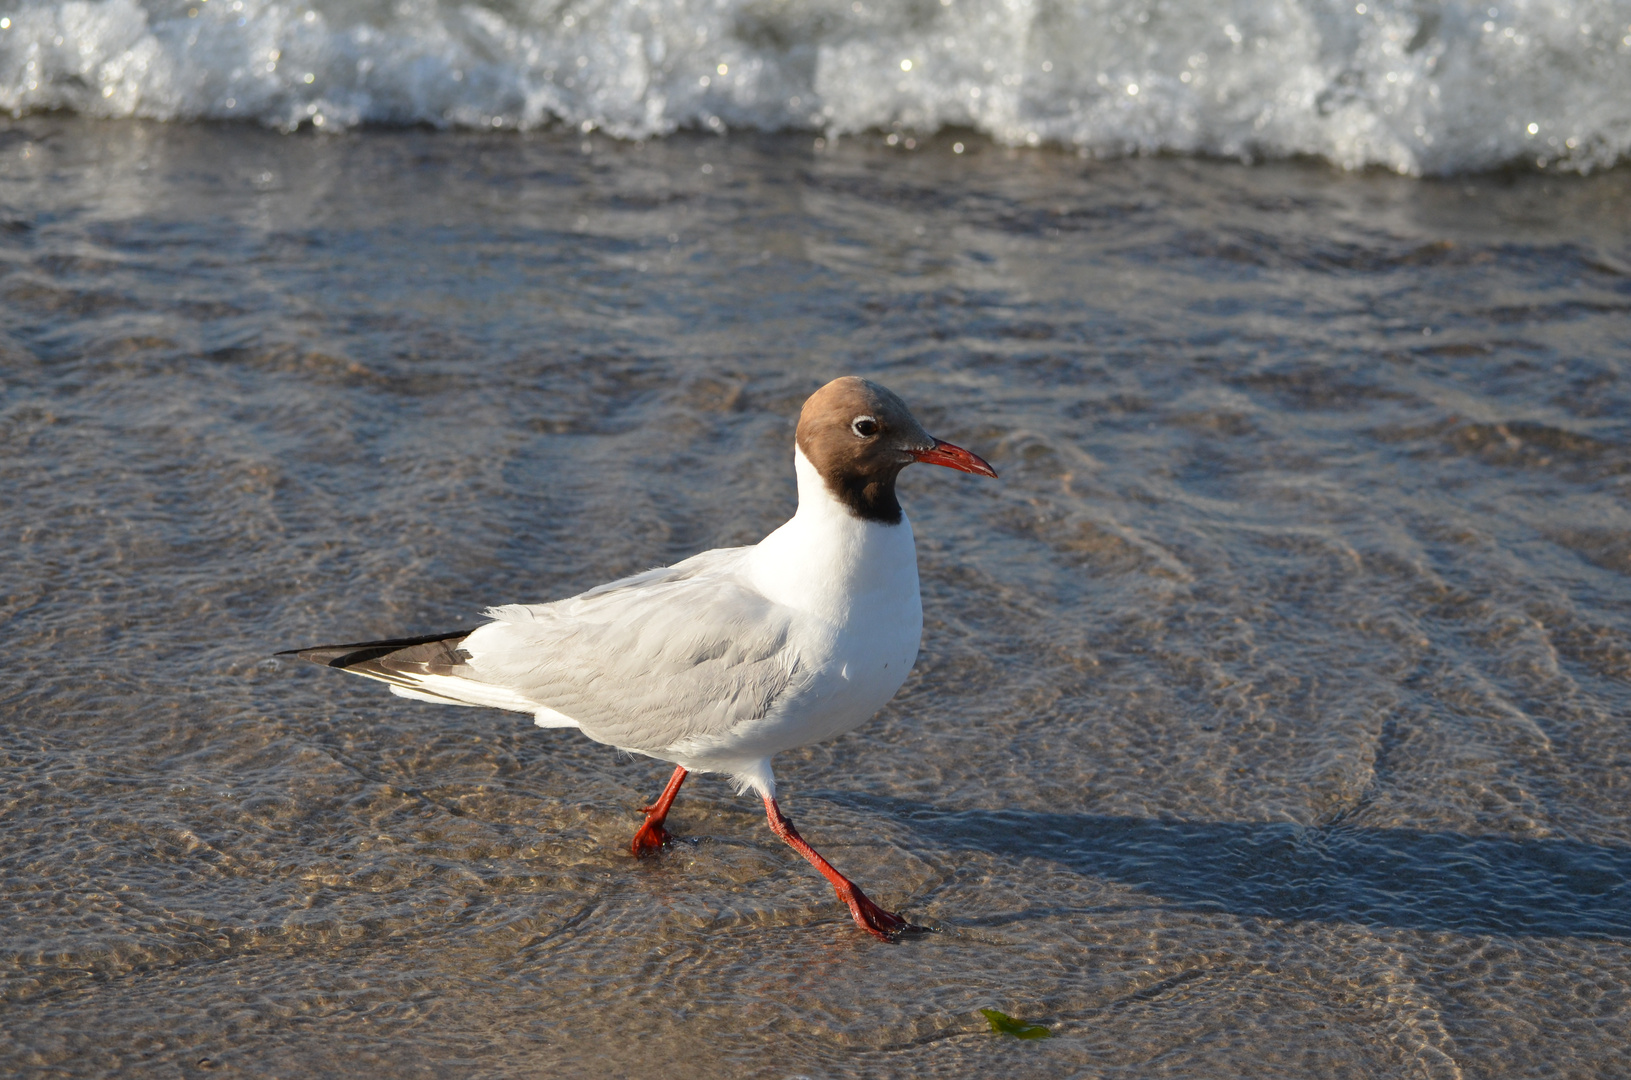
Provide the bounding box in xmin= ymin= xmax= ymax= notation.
xmin=838 ymin=882 xmax=928 ymax=941
xmin=630 ymin=765 xmax=688 ymax=858
xmin=629 ymin=817 xmax=672 ymax=857
xmin=762 ymin=793 xmax=928 ymax=942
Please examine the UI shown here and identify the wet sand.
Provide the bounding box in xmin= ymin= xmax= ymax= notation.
xmin=2 ymin=118 xmax=1629 ymax=1078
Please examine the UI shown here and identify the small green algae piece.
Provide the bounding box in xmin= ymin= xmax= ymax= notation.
xmin=980 ymin=1008 xmax=1053 ymax=1039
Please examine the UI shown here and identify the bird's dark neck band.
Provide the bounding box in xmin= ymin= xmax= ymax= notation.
xmin=829 ymin=472 xmax=903 ymax=525
xmin=796 ymin=435 xmax=908 ymax=525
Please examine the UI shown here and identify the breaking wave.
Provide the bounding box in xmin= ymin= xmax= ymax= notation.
xmin=2 ymin=0 xmax=1629 ymax=173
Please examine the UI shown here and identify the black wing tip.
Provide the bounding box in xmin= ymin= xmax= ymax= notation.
xmin=277 ymin=629 xmax=476 ymax=670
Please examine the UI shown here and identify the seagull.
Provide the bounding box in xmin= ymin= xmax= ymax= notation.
xmin=284 ymin=376 xmax=997 ymax=940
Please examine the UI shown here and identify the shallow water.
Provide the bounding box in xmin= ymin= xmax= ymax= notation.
xmin=2 ymin=118 xmax=1630 ymax=1078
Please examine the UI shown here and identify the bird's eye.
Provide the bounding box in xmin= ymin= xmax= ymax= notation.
xmin=851 ymin=416 xmax=879 ymax=438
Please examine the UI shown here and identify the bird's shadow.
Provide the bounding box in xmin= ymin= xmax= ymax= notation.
xmin=820 ymin=793 xmax=1631 ymax=941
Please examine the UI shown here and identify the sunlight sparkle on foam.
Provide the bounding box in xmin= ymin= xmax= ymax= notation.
xmin=0 ymin=0 xmax=1625 ymax=173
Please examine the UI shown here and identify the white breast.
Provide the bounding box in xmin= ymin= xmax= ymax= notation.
xmin=667 ymin=446 xmax=923 ymax=766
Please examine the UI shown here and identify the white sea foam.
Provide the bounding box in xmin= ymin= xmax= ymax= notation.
xmin=1 ymin=0 xmax=1628 ymax=173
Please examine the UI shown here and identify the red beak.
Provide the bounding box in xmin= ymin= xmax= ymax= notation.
xmin=910 ymin=439 xmax=999 ymax=478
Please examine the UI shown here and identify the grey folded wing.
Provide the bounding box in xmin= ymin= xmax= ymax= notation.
xmin=456 ymin=549 xmax=801 ymax=755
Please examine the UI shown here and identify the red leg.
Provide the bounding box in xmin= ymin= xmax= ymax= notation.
xmin=630 ymin=765 xmax=687 ymax=857
xmin=762 ymin=795 xmax=924 ymax=941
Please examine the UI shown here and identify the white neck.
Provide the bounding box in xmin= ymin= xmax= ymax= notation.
xmin=747 ymin=445 xmax=919 ymax=621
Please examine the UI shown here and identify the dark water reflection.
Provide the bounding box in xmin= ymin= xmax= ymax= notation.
xmin=2 ymin=117 xmax=1630 ymax=1078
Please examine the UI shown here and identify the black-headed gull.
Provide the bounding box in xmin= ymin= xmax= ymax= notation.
xmin=285 ymin=377 xmax=997 ymax=939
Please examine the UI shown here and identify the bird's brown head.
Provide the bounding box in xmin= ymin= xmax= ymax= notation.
xmin=795 ymin=376 xmax=997 ymax=524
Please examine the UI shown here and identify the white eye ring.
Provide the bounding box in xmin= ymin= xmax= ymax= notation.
xmin=851 ymin=415 xmax=879 ymax=438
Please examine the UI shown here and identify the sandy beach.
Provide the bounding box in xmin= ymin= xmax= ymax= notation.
xmin=2 ymin=113 xmax=1629 ymax=1077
